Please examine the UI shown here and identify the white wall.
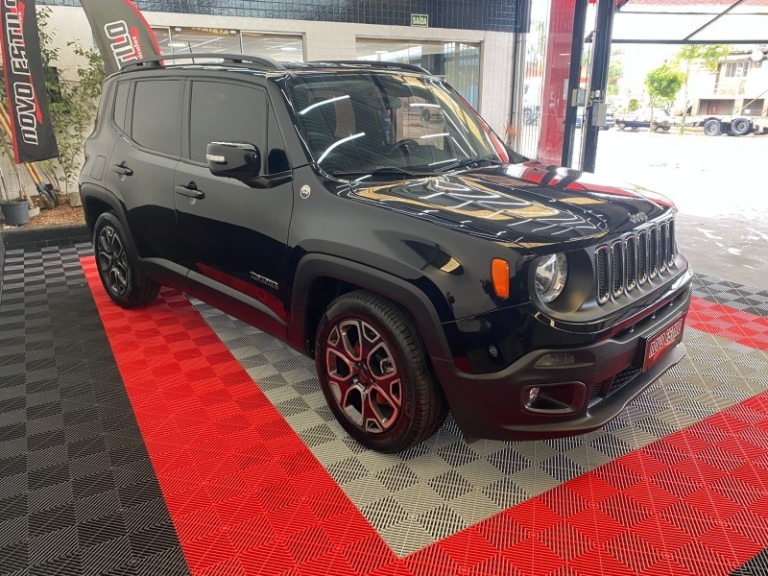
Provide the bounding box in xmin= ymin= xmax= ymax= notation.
xmin=46 ymin=6 xmax=515 ymax=134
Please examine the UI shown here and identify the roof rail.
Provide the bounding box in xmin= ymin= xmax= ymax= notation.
xmin=307 ymin=60 xmax=431 ymax=75
xmin=120 ymin=53 xmax=286 ymax=73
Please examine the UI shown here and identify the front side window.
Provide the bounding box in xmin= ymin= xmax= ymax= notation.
xmin=131 ymin=80 xmax=181 ymax=155
xmin=188 ymin=81 xmax=267 ymax=165
xmin=286 ymin=73 xmax=517 ymax=177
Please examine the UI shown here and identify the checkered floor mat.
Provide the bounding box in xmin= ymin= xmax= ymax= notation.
xmin=5 ymin=244 xmax=768 ymax=575
xmin=191 ymin=298 xmax=768 ymax=557
xmin=693 ymin=273 xmax=768 ymax=318
xmin=0 ymin=245 xmax=190 ymax=575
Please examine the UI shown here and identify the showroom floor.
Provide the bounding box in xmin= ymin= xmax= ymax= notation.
xmin=2 ymin=243 xmax=768 ymax=575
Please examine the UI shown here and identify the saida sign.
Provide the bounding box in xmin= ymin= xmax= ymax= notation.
xmin=411 ymin=13 xmax=429 ymax=27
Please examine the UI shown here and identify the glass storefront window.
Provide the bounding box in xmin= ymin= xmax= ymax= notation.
xmin=167 ymin=27 xmax=242 ymax=54
xmin=242 ymin=32 xmax=304 ymax=62
xmin=356 ymin=39 xmax=481 ymax=110
xmin=152 ymin=27 xmax=172 ymax=55
xmin=151 ymin=27 xmax=305 ymax=63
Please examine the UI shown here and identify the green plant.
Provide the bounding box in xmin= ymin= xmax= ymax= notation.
xmin=645 ymin=63 xmax=685 ymax=126
xmin=628 ymin=98 xmax=641 ymax=112
xmin=38 ymin=7 xmax=105 ymax=194
xmin=607 ymin=49 xmax=624 ymax=97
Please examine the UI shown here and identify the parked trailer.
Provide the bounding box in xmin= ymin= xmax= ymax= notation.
xmin=694 ymin=115 xmax=768 ymax=136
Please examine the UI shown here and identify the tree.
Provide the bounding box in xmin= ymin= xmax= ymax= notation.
xmin=607 ymin=49 xmax=624 ymax=97
xmin=37 ymin=7 xmax=106 ymax=196
xmin=675 ymin=44 xmax=730 ymax=133
xmin=645 ymin=63 xmax=685 ymax=128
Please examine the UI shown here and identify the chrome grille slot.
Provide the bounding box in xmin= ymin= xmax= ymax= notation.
xmin=594 ymin=217 xmax=675 ymax=305
xmin=596 ymin=246 xmax=610 ymax=304
xmin=667 ymin=219 xmax=676 ymax=267
xmin=611 ymin=241 xmax=624 ymax=297
xmin=626 ymin=235 xmax=637 ymax=291
xmin=637 ymin=231 xmax=648 ymax=285
xmin=649 ymin=226 xmax=659 ymax=279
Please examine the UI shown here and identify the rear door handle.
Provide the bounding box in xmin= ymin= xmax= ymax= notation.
xmin=175 ymin=182 xmax=205 ymax=200
xmin=111 ymin=163 xmax=133 ymax=176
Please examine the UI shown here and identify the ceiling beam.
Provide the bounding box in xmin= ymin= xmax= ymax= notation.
xmin=683 ymin=0 xmax=746 ymax=41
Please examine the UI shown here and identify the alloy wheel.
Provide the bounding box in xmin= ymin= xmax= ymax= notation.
xmin=325 ymin=319 xmax=402 ymax=433
xmin=97 ymin=225 xmax=130 ymax=297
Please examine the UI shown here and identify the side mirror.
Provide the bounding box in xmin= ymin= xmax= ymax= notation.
xmin=206 ymin=142 xmax=261 ymax=182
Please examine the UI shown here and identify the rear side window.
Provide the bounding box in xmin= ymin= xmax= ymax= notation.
xmin=189 ymin=81 xmax=266 ymax=164
xmin=131 ymin=80 xmax=181 ymax=156
xmin=113 ymin=82 xmax=129 ymax=132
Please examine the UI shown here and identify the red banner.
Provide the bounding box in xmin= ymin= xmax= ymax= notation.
xmin=80 ymin=0 xmax=161 ymax=76
xmin=0 ymin=0 xmax=59 ymax=163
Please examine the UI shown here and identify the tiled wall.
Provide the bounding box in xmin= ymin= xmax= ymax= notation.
xmin=40 ymin=0 xmax=520 ymax=33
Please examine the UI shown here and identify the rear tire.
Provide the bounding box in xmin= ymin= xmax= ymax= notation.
xmin=93 ymin=212 xmax=160 ymax=309
xmin=729 ymin=117 xmax=751 ymax=136
xmin=315 ymin=290 xmax=448 ymax=453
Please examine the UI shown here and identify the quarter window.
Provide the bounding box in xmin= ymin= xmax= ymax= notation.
xmin=113 ymin=82 xmax=129 ymax=132
xmin=131 ymin=80 xmax=181 ymax=155
xmin=189 ymin=81 xmax=267 ymax=164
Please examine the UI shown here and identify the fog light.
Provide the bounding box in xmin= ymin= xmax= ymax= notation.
xmin=527 ymin=387 xmax=540 ymax=406
xmin=534 ymin=353 xmax=575 ymax=368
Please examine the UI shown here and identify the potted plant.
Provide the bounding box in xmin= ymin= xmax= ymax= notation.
xmin=0 ymin=163 xmax=30 ymax=227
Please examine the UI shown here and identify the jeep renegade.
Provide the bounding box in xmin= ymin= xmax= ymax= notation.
xmin=79 ymin=55 xmax=692 ymax=453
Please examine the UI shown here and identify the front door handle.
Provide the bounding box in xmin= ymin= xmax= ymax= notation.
xmin=175 ymin=182 xmax=205 ymax=200
xmin=111 ymin=162 xmax=133 ymax=176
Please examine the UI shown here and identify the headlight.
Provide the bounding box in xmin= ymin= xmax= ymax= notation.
xmin=534 ymin=253 xmax=568 ymax=303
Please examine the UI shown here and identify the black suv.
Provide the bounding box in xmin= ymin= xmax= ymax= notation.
xmin=80 ymin=55 xmax=692 ymax=453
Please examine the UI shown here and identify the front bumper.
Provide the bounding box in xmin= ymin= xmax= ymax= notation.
xmin=431 ymin=280 xmax=691 ymax=441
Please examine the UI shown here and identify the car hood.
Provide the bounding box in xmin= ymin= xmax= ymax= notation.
xmin=339 ymin=160 xmax=674 ymax=249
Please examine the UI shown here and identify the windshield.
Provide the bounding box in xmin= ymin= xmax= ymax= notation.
xmin=286 ymin=73 xmax=520 ymax=177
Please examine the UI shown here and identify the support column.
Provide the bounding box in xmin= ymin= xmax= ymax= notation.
xmin=561 ymin=0 xmax=589 ymax=167
xmin=581 ymin=0 xmax=616 ymax=173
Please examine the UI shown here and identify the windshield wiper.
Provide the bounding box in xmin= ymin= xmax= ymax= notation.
xmin=436 ymin=157 xmax=505 ymax=173
xmin=333 ymin=166 xmax=432 ymax=181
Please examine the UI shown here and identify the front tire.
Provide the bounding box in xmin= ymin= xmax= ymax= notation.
xmin=703 ymin=118 xmax=722 ymax=136
xmin=93 ymin=212 xmax=160 ymax=308
xmin=315 ymin=291 xmax=447 ymax=453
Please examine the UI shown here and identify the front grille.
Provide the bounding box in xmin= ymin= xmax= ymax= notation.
xmin=594 ymin=218 xmax=676 ymax=304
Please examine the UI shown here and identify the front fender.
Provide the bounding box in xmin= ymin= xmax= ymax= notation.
xmin=288 ymin=254 xmax=453 ymax=362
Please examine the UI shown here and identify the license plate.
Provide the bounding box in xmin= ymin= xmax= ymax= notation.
xmin=643 ymin=314 xmax=686 ymax=372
